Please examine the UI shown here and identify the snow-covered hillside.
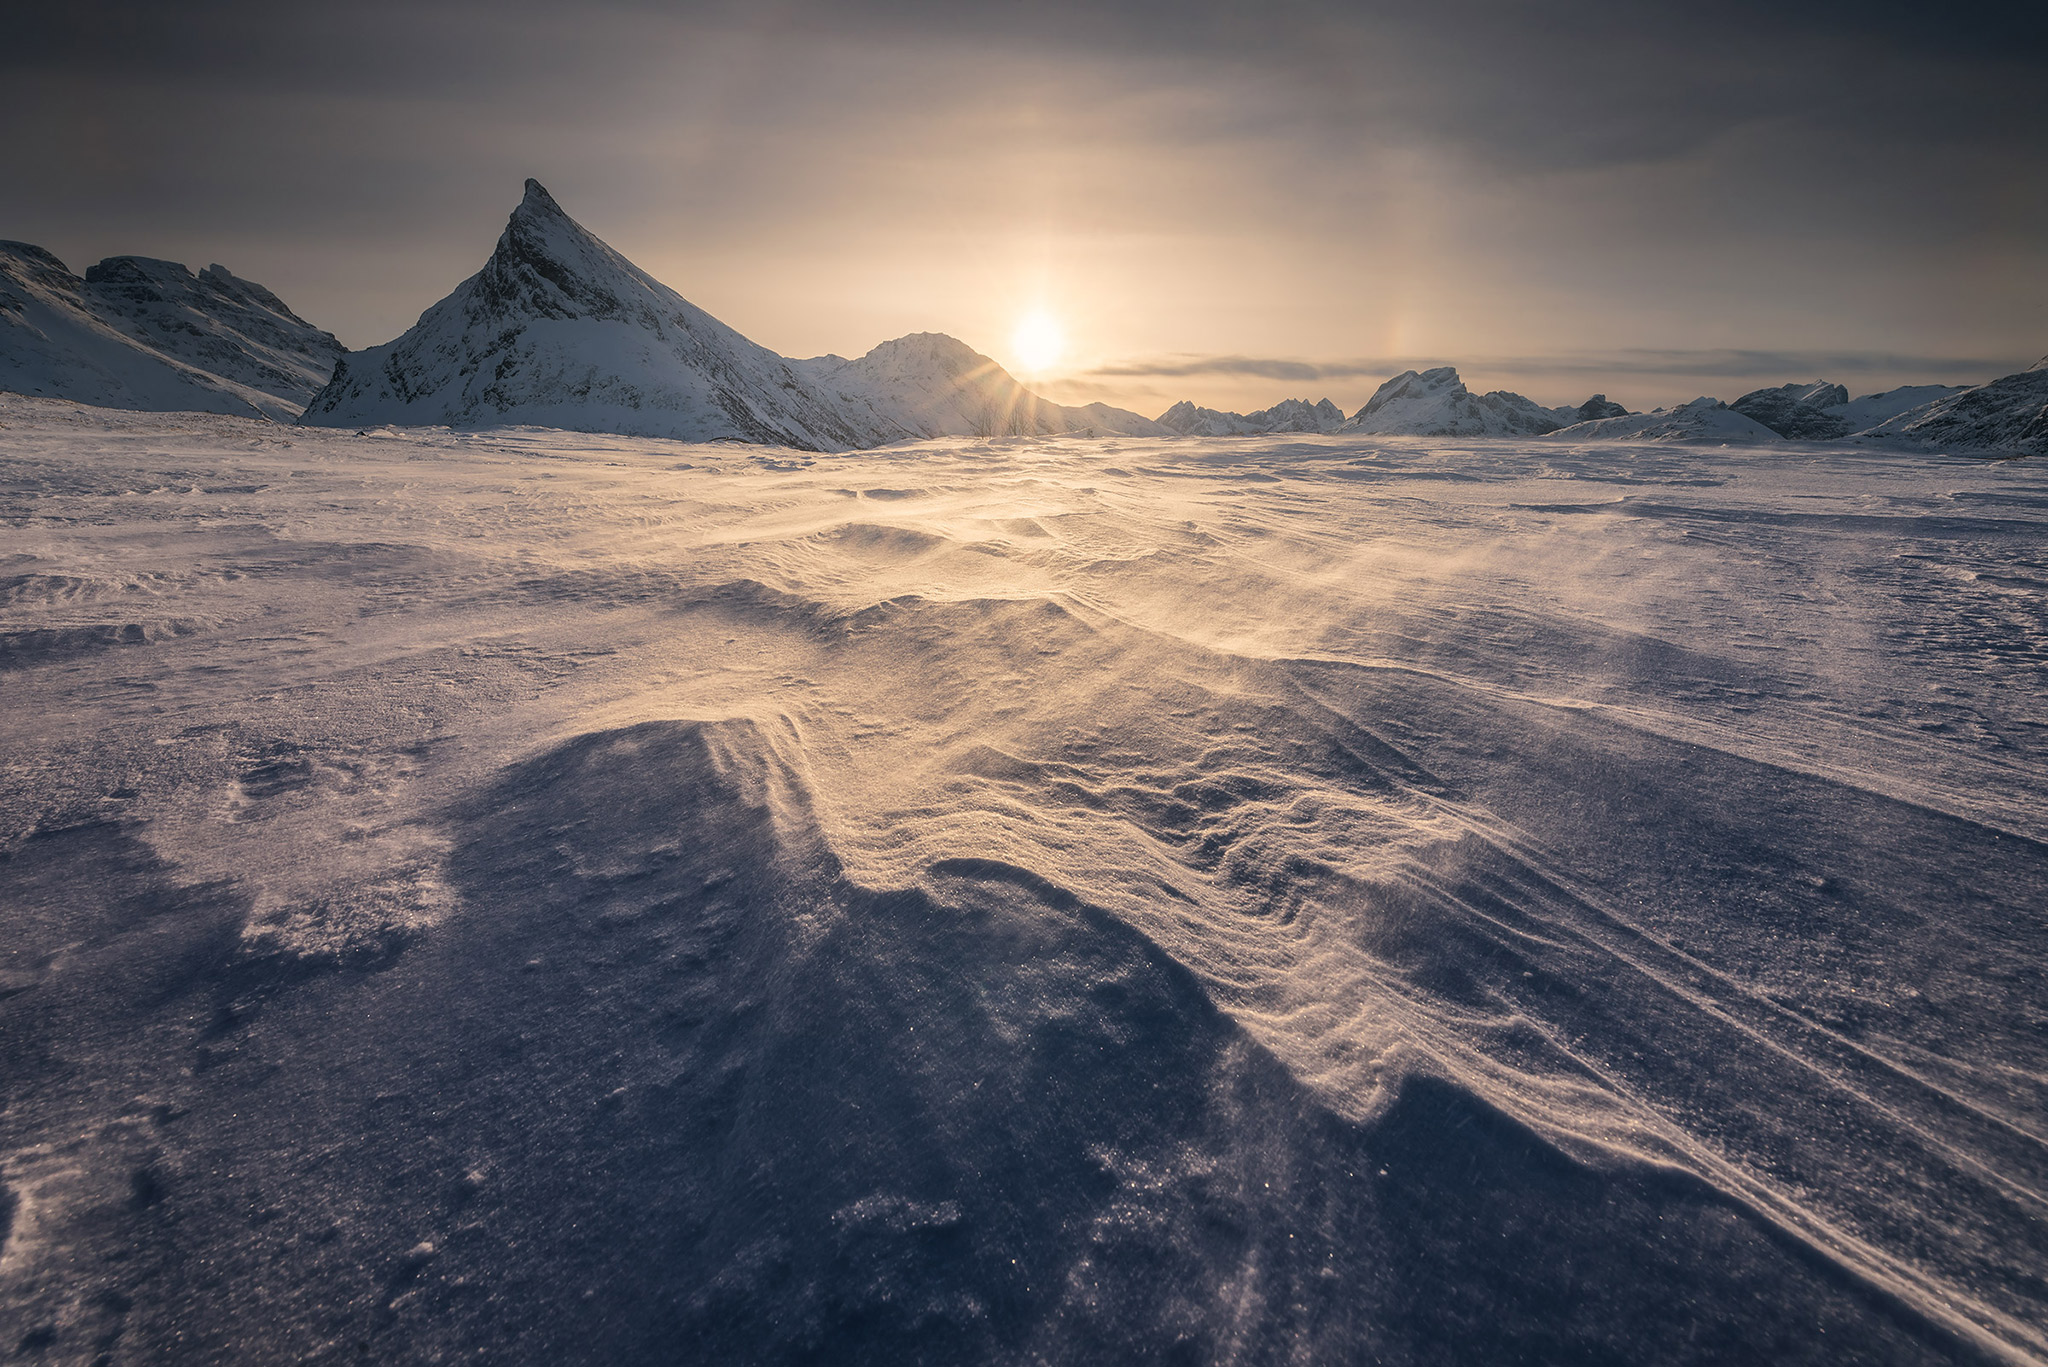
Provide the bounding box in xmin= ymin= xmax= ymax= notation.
xmin=1548 ymin=395 xmax=1786 ymax=443
xmin=797 ymin=332 xmax=1160 ymax=439
xmin=1341 ymin=367 xmax=1572 ymax=436
xmin=0 ymin=241 xmax=340 ymax=420
xmin=1854 ymin=357 xmax=2048 ymax=456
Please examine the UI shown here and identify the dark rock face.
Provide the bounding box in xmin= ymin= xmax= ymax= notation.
xmin=1731 ymin=384 xmax=1855 ymax=440
xmin=1575 ymin=394 xmax=1630 ymax=421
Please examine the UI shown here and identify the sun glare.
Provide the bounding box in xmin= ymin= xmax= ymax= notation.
xmin=1011 ymin=310 xmax=1064 ymax=374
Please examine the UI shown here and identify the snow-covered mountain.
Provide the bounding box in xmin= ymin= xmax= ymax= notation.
xmin=1341 ymin=367 xmax=1572 ymax=437
xmin=1156 ymin=396 xmax=1345 ymax=436
xmin=302 ymin=182 xmax=1157 ymax=449
xmin=797 ymin=332 xmax=1160 ymax=440
xmin=1546 ymin=396 xmax=1785 ymax=443
xmin=0 ymin=241 xmax=341 ymax=420
xmin=1853 ymin=357 xmax=2048 ymax=456
xmin=301 ymin=181 xmax=903 ymax=449
xmin=1572 ymin=394 xmax=1631 ymax=421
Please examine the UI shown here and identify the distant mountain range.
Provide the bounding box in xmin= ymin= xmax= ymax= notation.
xmin=3 ymin=181 xmax=2043 ymax=455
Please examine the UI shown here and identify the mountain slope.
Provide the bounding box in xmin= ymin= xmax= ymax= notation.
xmin=1825 ymin=384 xmax=1968 ymax=431
xmin=0 ymin=242 xmax=340 ymax=420
xmin=1341 ymin=368 xmax=1571 ymax=436
xmin=1853 ymin=360 xmax=2047 ymax=455
xmin=796 ymin=332 xmax=1160 ymax=440
xmin=300 ymin=181 xmax=901 ymax=450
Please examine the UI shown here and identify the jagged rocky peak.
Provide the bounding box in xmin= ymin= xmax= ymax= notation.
xmin=1344 ymin=366 xmax=1569 ymax=437
xmin=1575 ymin=394 xmax=1630 ymax=421
xmin=469 ymin=178 xmax=661 ymax=324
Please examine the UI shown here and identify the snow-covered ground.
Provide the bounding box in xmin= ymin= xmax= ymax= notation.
xmin=3 ymin=395 xmax=2044 ymax=1365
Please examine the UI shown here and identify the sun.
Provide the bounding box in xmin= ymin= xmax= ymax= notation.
xmin=1011 ymin=309 xmax=1064 ymax=375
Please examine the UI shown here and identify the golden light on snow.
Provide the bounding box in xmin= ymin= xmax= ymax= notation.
xmin=1010 ymin=309 xmax=1064 ymax=375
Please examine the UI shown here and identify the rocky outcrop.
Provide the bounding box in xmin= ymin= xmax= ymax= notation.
xmin=1573 ymin=394 xmax=1631 ymax=421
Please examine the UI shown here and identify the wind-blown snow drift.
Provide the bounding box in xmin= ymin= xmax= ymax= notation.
xmin=300 ymin=181 xmax=1156 ymax=448
xmin=5 ymin=396 xmax=2044 ymax=1364
xmin=0 ymin=241 xmax=341 ymax=420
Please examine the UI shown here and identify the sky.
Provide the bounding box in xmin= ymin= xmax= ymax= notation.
xmin=5 ymin=0 xmax=2044 ymax=416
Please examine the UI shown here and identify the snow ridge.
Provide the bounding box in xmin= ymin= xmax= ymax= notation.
xmin=0 ymin=241 xmax=341 ymax=420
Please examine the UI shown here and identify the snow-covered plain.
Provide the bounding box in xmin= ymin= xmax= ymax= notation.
xmin=3 ymin=394 xmax=2045 ymax=1365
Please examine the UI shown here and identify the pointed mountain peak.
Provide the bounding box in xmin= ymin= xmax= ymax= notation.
xmin=518 ymin=178 xmax=567 ymax=220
